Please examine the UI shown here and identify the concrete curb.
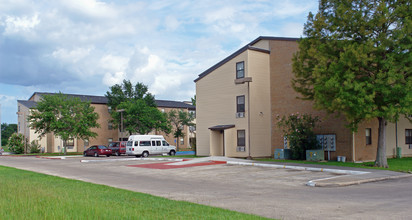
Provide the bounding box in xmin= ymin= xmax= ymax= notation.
xmin=80 ymin=158 xmax=184 ymax=163
xmin=308 ymin=173 xmax=412 ymax=187
xmin=226 ymin=161 xmax=370 ymax=175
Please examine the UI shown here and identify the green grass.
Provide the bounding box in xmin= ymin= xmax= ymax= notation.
xmin=0 ymin=166 xmax=268 ymax=220
xmin=256 ymin=157 xmax=412 ymax=173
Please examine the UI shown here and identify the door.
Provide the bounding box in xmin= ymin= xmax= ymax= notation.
xmin=151 ymin=139 xmax=162 ymax=154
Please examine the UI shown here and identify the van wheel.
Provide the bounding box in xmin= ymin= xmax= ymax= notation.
xmin=94 ymin=152 xmax=98 ymax=157
xmin=142 ymin=151 xmax=149 ymax=158
xmin=106 ymin=154 xmax=110 ymax=157
xmin=169 ymin=150 xmax=176 ymax=156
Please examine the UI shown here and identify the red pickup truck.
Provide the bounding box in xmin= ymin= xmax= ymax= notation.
xmin=108 ymin=141 xmax=127 ymax=156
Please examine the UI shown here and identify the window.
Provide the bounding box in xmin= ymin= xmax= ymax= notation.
xmin=237 ymin=130 xmax=245 ymax=146
xmin=237 ymin=95 xmax=245 ymax=113
xmin=139 ymin=141 xmax=151 ymax=146
xmin=66 ymin=138 xmax=74 ymax=146
xmin=108 ymin=106 xmax=112 ymax=113
xmin=365 ymin=128 xmax=372 ymax=145
xmin=236 ymin=61 xmax=244 ymax=79
xmin=84 ymin=139 xmax=89 ymax=146
xmin=406 ymin=129 xmax=412 ymax=145
xmin=108 ymin=121 xmax=113 ymax=130
xmin=180 ymin=138 xmax=184 ymax=146
xmin=161 ymin=108 xmax=165 ymax=113
xmin=108 ymin=138 xmax=113 ymax=144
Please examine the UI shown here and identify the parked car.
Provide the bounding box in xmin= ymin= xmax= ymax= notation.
xmin=126 ymin=135 xmax=176 ymax=157
xmin=84 ymin=145 xmax=112 ymax=157
xmin=108 ymin=141 xmax=127 ymax=156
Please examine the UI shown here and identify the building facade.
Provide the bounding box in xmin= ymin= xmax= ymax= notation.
xmin=17 ymin=92 xmax=195 ymax=153
xmin=194 ymin=36 xmax=411 ymax=161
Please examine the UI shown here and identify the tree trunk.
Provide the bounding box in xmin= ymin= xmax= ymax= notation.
xmin=176 ymin=136 xmax=179 ymax=151
xmin=374 ymin=117 xmax=388 ymax=168
xmin=63 ymin=140 xmax=67 ymax=155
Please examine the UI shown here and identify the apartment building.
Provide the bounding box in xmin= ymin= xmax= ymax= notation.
xmin=194 ymin=36 xmax=411 ymax=161
xmin=17 ymin=92 xmax=195 ymax=153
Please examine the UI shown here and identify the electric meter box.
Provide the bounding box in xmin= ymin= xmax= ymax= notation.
xmin=274 ymin=149 xmax=292 ymax=159
xmin=306 ymin=149 xmax=325 ymax=161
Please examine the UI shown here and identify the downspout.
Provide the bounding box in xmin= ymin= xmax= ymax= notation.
xmin=352 ymin=132 xmax=356 ymax=162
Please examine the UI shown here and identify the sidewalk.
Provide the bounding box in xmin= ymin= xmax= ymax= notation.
xmin=185 ymin=156 xmax=412 ymax=187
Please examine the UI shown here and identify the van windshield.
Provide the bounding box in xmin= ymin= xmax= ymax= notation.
xmin=162 ymin=141 xmax=169 ymax=146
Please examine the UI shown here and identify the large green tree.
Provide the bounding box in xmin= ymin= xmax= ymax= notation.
xmin=105 ymin=80 xmax=170 ymax=135
xmin=1 ymin=123 xmax=17 ymax=147
xmin=28 ymin=93 xmax=100 ymax=154
xmin=167 ymin=109 xmax=194 ymax=150
xmin=292 ymin=0 xmax=411 ymax=167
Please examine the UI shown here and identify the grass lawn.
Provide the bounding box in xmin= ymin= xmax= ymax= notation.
xmin=256 ymin=157 xmax=412 ymax=173
xmin=0 ymin=166 xmax=268 ymax=220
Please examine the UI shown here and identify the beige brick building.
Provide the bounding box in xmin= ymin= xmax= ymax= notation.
xmin=194 ymin=36 xmax=411 ymax=161
xmin=17 ymin=92 xmax=195 ymax=153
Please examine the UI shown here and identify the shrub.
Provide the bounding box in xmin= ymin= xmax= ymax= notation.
xmin=7 ymin=133 xmax=26 ymax=154
xmin=276 ymin=113 xmax=321 ymax=160
xmin=30 ymin=140 xmax=41 ymax=153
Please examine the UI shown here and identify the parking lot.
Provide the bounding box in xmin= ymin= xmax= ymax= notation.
xmin=1 ymin=155 xmax=411 ymax=219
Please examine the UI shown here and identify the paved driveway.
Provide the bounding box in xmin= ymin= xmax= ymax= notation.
xmin=1 ymin=156 xmax=411 ymax=220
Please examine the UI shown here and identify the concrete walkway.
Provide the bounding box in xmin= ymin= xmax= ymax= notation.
xmin=172 ymin=156 xmax=412 ymax=187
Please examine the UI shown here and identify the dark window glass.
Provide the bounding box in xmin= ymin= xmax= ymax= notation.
xmin=236 ymin=61 xmax=244 ymax=79
xmin=237 ymin=96 xmax=245 ymax=113
xmin=366 ymin=128 xmax=372 ymax=145
xmin=139 ymin=141 xmax=151 ymax=146
xmin=406 ymin=129 xmax=412 ymax=144
xmin=237 ymin=130 xmax=245 ymax=147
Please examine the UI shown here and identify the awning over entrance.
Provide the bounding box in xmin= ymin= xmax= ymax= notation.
xmin=208 ymin=124 xmax=235 ymax=131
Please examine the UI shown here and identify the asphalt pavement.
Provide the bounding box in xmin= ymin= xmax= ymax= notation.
xmin=1 ymin=155 xmax=412 ymax=219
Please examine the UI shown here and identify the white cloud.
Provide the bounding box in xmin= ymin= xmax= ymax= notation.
xmin=103 ymin=71 xmax=126 ymax=86
xmin=0 ymin=0 xmax=319 ymax=123
xmin=164 ymin=15 xmax=180 ymax=31
xmin=60 ymin=0 xmax=118 ymax=19
xmin=4 ymin=14 xmax=40 ymax=35
xmin=52 ymin=47 xmax=93 ymax=63
xmin=272 ymin=0 xmax=316 ymax=19
xmin=280 ymin=22 xmax=305 ymax=37
xmin=100 ymin=55 xmax=129 ymax=72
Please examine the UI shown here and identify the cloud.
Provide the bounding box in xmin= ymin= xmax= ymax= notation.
xmin=0 ymin=0 xmax=319 ymax=124
xmin=4 ymin=14 xmax=40 ymax=35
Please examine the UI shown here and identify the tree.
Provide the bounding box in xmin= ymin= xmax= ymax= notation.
xmin=105 ymin=80 xmax=170 ymax=135
xmin=1 ymin=123 xmax=17 ymax=147
xmin=28 ymin=93 xmax=100 ymax=154
xmin=292 ymin=0 xmax=411 ymax=167
xmin=191 ymin=95 xmax=196 ymax=106
xmin=7 ymin=133 xmax=26 ymax=154
xmin=167 ymin=109 xmax=194 ymax=151
xmin=277 ymin=113 xmax=321 ymax=160
xmin=117 ymin=100 xmax=170 ymax=135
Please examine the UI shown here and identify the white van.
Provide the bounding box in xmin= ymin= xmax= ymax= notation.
xmin=126 ymin=135 xmax=177 ymax=157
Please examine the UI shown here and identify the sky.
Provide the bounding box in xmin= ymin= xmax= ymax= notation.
xmin=0 ymin=0 xmax=318 ymax=124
